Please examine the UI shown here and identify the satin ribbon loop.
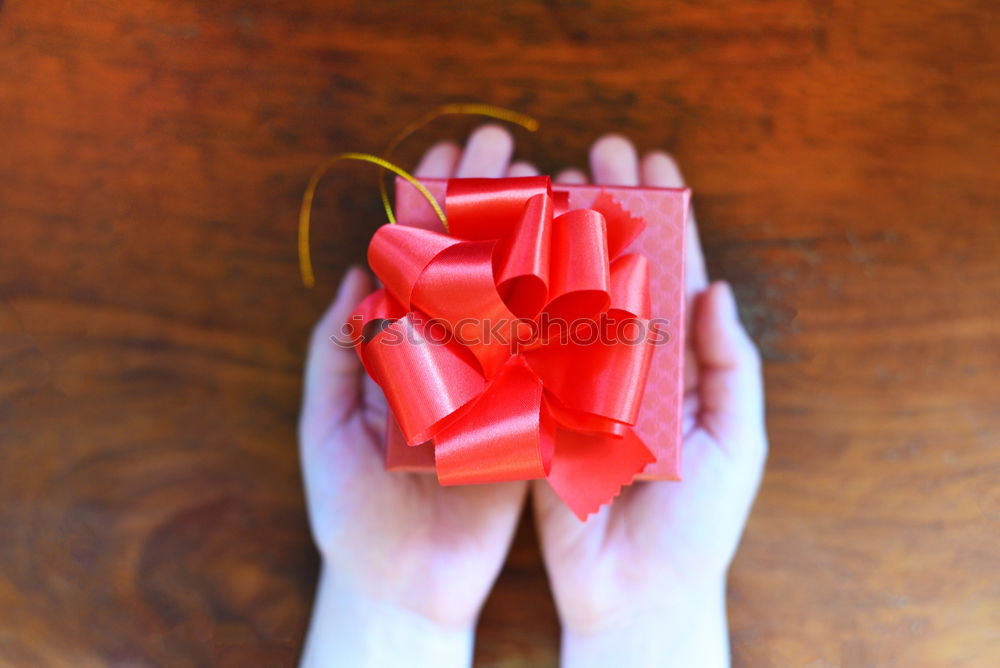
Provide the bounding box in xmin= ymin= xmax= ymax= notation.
xmin=363 ymin=313 xmax=486 ymax=445
xmin=495 ymin=192 xmax=554 ymax=319
xmin=543 ymin=209 xmax=612 ymax=320
xmin=523 ymin=328 xmax=653 ymax=426
xmin=609 ymin=253 xmax=651 ymax=319
xmin=446 ymin=176 xmax=552 ymax=240
xmin=412 ymin=240 xmax=518 ymax=379
xmin=368 ymin=225 xmax=460 ymax=307
xmin=349 ymin=288 xmax=406 ymax=379
xmin=435 ymin=358 xmax=551 ymax=485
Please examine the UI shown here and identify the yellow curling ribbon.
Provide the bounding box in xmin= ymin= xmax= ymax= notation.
xmin=298 ymin=153 xmax=445 ymax=287
xmin=299 ymin=105 xmax=539 ymax=287
xmin=377 ymin=104 xmax=540 ymax=221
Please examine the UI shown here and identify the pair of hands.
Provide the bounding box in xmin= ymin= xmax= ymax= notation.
xmin=298 ymin=126 xmax=767 ymax=667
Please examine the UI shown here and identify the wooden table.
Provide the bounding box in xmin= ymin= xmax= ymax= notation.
xmin=1 ymin=1 xmax=997 ymax=665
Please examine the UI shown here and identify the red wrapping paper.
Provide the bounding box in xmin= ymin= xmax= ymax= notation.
xmin=366 ymin=175 xmax=690 ymax=517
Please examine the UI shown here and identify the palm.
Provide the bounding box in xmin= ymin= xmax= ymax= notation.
xmin=301 ymin=392 xmax=526 ymax=627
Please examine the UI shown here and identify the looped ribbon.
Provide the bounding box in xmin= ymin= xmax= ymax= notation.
xmin=352 ymin=176 xmax=658 ymax=518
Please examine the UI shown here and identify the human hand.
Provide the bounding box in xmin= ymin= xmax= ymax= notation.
xmin=532 ymin=137 xmax=768 ymax=667
xmin=298 ymin=125 xmax=537 ymax=667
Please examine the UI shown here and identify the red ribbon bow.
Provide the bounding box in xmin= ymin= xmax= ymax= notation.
xmin=350 ymin=176 xmax=659 ymax=518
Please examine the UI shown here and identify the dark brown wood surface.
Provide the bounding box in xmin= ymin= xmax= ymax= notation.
xmin=1 ymin=1 xmax=998 ymax=666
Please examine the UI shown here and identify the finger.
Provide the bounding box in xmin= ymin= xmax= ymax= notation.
xmin=554 ymin=168 xmax=588 ymax=184
xmin=694 ymin=281 xmax=765 ymax=449
xmin=301 ymin=266 xmax=373 ymax=434
xmin=414 ymin=141 xmax=461 ymax=178
xmin=640 ymin=151 xmax=708 ymax=297
xmin=590 ymin=134 xmax=639 ymax=186
xmin=506 ymin=160 xmax=539 ymax=177
xmin=455 ymin=124 xmax=514 ymax=178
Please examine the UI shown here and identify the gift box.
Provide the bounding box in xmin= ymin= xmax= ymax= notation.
xmin=353 ymin=175 xmax=689 ymax=518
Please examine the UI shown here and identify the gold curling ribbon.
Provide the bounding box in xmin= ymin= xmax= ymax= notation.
xmin=298 ymin=153 xmax=445 ymax=287
xmin=377 ymin=104 xmax=540 ymax=222
xmin=299 ymin=104 xmax=539 ymax=287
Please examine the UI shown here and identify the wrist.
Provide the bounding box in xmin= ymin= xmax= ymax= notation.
xmin=560 ymin=577 xmax=729 ymax=668
xmin=300 ymin=565 xmax=475 ymax=668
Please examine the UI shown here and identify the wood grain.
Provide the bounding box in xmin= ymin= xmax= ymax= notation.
xmin=1 ymin=1 xmax=998 ymax=665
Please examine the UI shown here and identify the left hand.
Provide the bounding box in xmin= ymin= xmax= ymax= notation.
xmin=298 ymin=125 xmax=534 ymax=667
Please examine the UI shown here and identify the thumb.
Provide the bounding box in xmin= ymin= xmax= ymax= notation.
xmin=300 ymin=266 xmax=373 ymax=440
xmin=693 ymin=281 xmax=766 ymax=451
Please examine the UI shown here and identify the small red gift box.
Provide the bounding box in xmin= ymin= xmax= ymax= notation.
xmin=377 ymin=176 xmax=689 ymax=494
